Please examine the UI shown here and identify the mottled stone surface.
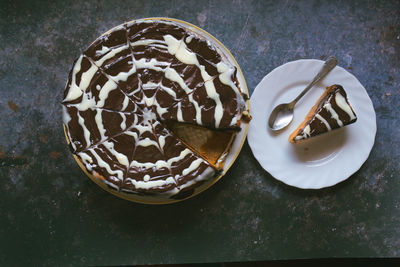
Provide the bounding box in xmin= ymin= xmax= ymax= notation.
xmin=0 ymin=0 xmax=399 ymax=265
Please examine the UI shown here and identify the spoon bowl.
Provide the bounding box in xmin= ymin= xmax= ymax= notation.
xmin=268 ymin=102 xmax=295 ymax=131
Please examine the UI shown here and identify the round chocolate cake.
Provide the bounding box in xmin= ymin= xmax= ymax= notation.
xmin=62 ymin=19 xmax=248 ymax=201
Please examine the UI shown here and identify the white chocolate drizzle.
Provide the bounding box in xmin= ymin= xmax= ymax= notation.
xmin=182 ymin=158 xmax=203 ymax=176
xmin=121 ymin=95 xmax=129 ymax=111
xmin=120 ymin=113 xmax=126 ymax=130
xmin=335 ymin=92 xmax=356 ymax=120
xmin=217 ymin=62 xmax=239 ymax=95
xmin=315 ymin=114 xmax=331 ymax=131
xmin=64 ymin=55 xmax=83 ymax=102
xmin=97 ymin=80 xmax=118 ymax=108
xmin=165 ymin=67 xmax=192 ymax=94
xmin=324 ymin=103 xmax=343 ymax=127
xmin=88 ymin=148 xmax=124 ymax=180
xmin=176 ymin=102 xmax=183 ymax=121
xmin=95 ymin=109 xmax=107 ymax=140
xmin=95 ymin=44 xmax=129 ymax=67
xmin=103 ymin=140 xmax=129 ymax=167
xmin=185 ymin=35 xmax=193 ymax=43
xmin=188 ymin=93 xmax=202 ymax=125
xmin=77 ymin=112 xmax=91 ymax=148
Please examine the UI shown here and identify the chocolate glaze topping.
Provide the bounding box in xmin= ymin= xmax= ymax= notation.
xmin=62 ymin=19 xmax=246 ymax=196
xmin=294 ymin=84 xmax=357 ymax=141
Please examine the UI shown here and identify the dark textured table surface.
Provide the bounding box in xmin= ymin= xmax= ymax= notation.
xmin=1 ymin=0 xmax=399 ymax=265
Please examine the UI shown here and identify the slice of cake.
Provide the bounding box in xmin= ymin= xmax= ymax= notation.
xmin=289 ymin=84 xmax=357 ymax=143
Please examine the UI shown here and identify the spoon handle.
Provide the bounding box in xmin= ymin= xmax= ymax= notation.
xmin=291 ymin=56 xmax=338 ymax=106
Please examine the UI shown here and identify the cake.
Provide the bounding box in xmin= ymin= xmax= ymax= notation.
xmin=289 ymin=84 xmax=357 ymax=143
xmin=62 ymin=19 xmax=248 ymax=200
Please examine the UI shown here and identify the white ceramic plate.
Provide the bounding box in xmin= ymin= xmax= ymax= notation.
xmin=248 ymin=59 xmax=376 ymax=189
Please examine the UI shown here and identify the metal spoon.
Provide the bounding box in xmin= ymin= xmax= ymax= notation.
xmin=268 ymin=56 xmax=338 ymax=131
